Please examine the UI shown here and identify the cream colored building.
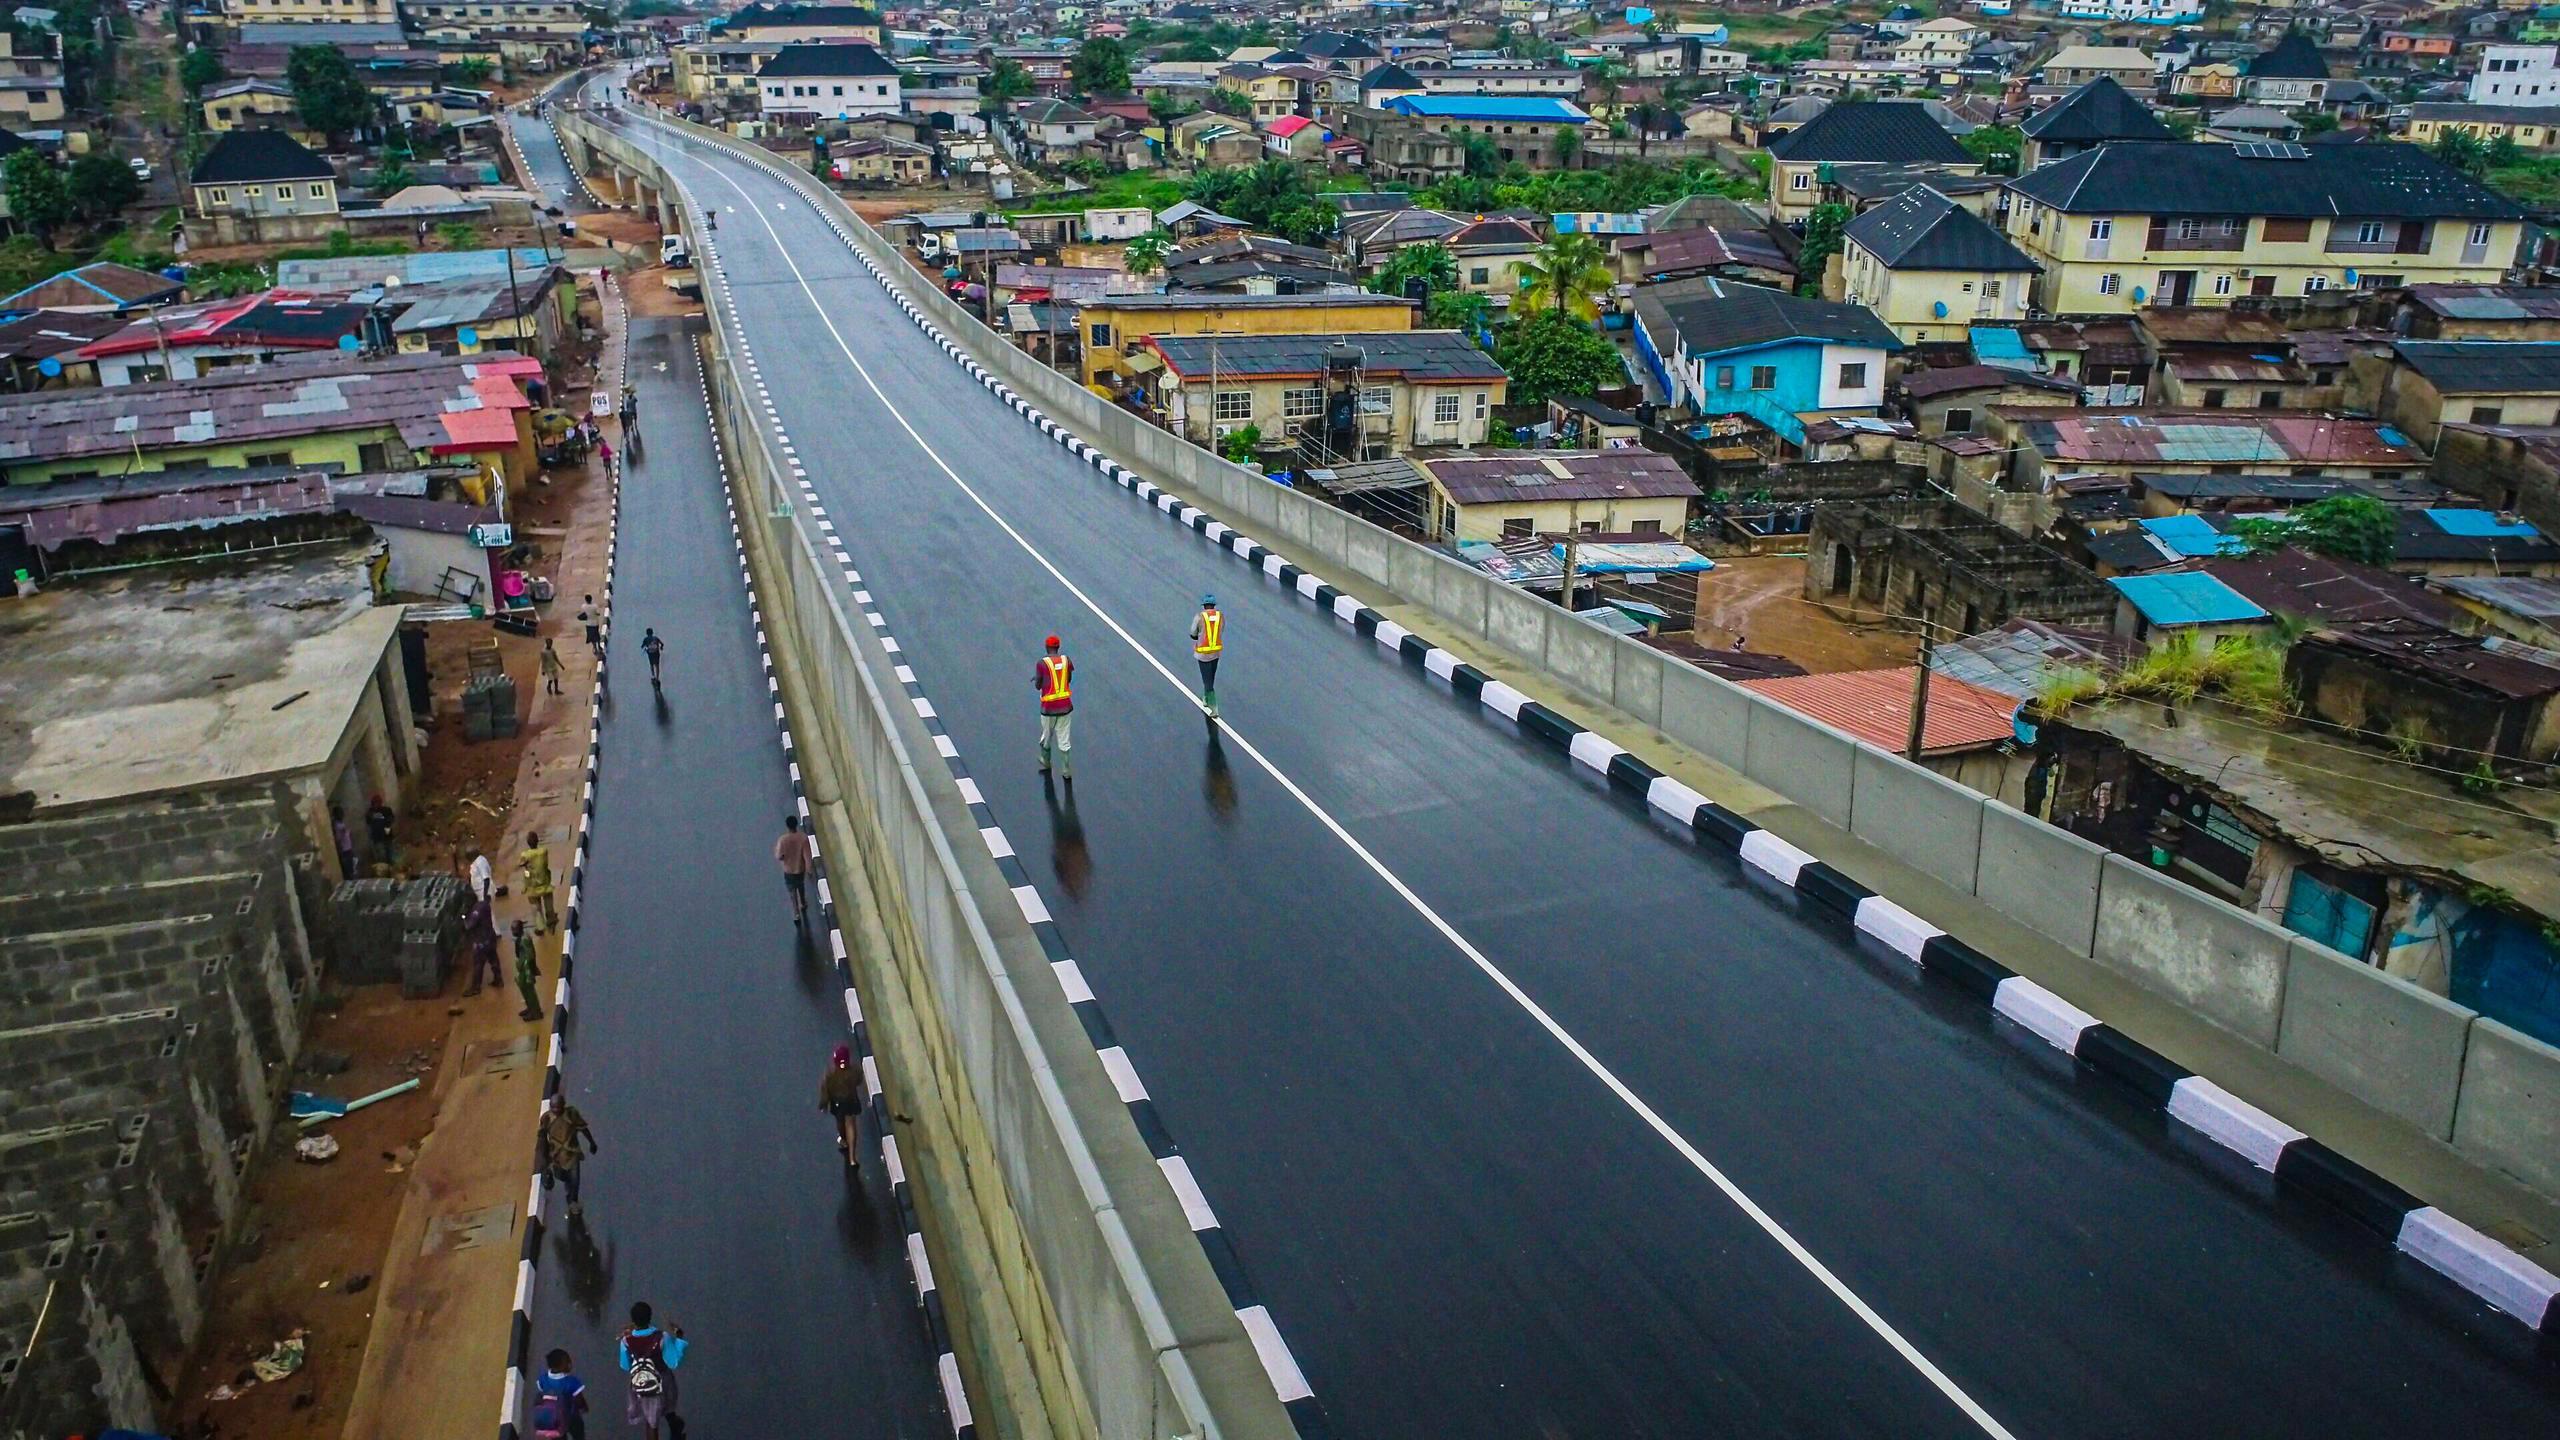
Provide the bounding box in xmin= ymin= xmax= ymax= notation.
xmin=675 ymin=42 xmax=784 ymax=102
xmin=2003 ymin=141 xmax=2525 ymax=314
xmin=224 ymin=0 xmax=397 ymax=22
xmin=1141 ymin=330 xmax=1506 ymax=456
xmin=1840 ymin=185 xmax=2038 ymax=344
xmin=1418 ymin=451 xmax=1701 ymax=542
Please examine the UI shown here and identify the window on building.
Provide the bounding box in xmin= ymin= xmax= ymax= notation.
xmin=1474 ymin=391 xmax=1489 ymax=419
xmin=1748 ymin=365 xmax=1777 ymax=390
xmin=2472 ymin=404 xmax=2505 ymax=424
xmin=1944 ymin=407 xmax=1975 ymax=433
xmin=1089 ymin=322 xmax=1112 ymax=347
xmin=1501 ymin=516 xmax=1534 ymax=539
xmin=2097 ymin=272 xmax=2121 ymax=295
xmin=1631 ymin=518 xmax=1663 ymax=536
xmin=1790 ymin=170 xmax=1812 ymax=190
xmin=1715 ymin=364 xmax=1736 ymax=389
xmin=1282 ymin=386 xmax=1325 ymax=419
xmin=1469 ymin=266 xmax=1489 ymax=285
xmin=2263 ymin=217 xmax=2312 ymax=243
xmin=2176 ymin=218 xmax=2202 ymax=240
xmin=1837 ymin=361 xmax=1867 ymax=390
xmin=245 ymin=451 xmax=294 ymax=466
xmin=1960 ymin=280 xmax=1974 ymax=294
xmin=2201 ymin=388 xmax=2226 ymax=408
xmin=1434 ymin=392 xmax=1462 ymax=425
xmin=209 ymin=187 xmax=230 ymax=204
xmin=2470 ymin=221 xmax=2495 ymax=246
xmin=246 ymin=185 xmax=262 ymax=198
xmin=309 ymin=183 xmax=327 ymax=198
xmin=2258 ymin=390 xmax=2283 ymax=409
xmin=2212 ymin=273 xmax=2233 ymax=296
xmin=1213 ymin=389 xmax=1252 ymax=421
xmin=2303 ymin=275 xmax=2328 ymax=294
xmin=2355 ymin=220 xmax=2386 ymax=245
xmin=2088 ymin=218 xmax=2112 ymax=240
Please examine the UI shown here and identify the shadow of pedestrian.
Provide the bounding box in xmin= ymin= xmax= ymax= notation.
xmin=1044 ymin=782 xmax=1090 ymax=900
xmin=553 ymin=1217 xmax=616 ymax=1325
xmin=1203 ymin=733 xmax=1238 ymax=825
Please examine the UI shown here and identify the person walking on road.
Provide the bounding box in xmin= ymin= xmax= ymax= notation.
xmin=513 ymin=918 xmax=544 ymax=1021
xmin=541 ymin=1099 xmax=598 ymax=1218
xmin=819 ymin=1043 xmax=866 ymax=1167
xmin=618 ymin=1302 xmax=687 ymax=1440
xmin=468 ymin=850 xmax=496 ymax=906
xmin=641 ymin=628 xmax=665 ymax=690
xmin=1036 ymin=634 xmax=1074 ymax=779
xmin=542 ymin=636 xmax=567 ymax=696
xmin=775 ymin=814 xmax=812 ymax=925
xmin=1191 ymin=595 xmax=1223 ymax=719
xmin=538 ymin=1349 xmax=591 ymax=1440
xmin=521 ymin=829 xmax=558 ymax=931
xmin=464 ymin=895 xmax=502 ymax=996
xmin=581 ymin=596 xmax=605 ymax=663
xmin=365 ymin=793 xmax=397 ymax=867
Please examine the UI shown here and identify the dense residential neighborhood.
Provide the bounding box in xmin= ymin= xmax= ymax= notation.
xmin=12 ymin=0 xmax=2560 ymax=1437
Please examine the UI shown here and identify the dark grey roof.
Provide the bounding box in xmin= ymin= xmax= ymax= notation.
xmin=2022 ymin=77 xmax=2173 ymax=145
xmin=757 ymin=42 xmax=898 ymax=78
xmin=1147 ymin=330 xmax=1504 ymax=382
xmin=2246 ymin=33 xmax=2329 ymax=80
xmin=2392 ymin=340 xmax=2560 ymax=394
xmin=1766 ymin=100 xmax=1970 ymax=166
xmin=1297 ymin=31 xmax=1380 ymax=59
xmin=191 ymin=130 xmax=331 ymax=185
xmin=1845 ymin=185 xmax=2038 ymax=272
xmin=2006 ymin=140 xmax=2527 ymax=220
xmin=722 ymin=3 xmax=882 ymax=27
xmin=1644 ymin=277 xmax=1903 ymax=357
xmin=1361 ymin=62 xmax=1420 ymax=89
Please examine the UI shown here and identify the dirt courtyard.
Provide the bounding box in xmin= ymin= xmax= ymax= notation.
xmin=1692 ymin=554 xmax=1920 ymax=673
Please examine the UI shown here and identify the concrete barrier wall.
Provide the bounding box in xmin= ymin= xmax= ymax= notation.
xmin=2453 ymin=1019 xmax=2560 ymax=1197
xmin=600 ymin=109 xmax=2560 ymax=1205
xmin=2277 ymin=938 xmax=2475 ymax=1139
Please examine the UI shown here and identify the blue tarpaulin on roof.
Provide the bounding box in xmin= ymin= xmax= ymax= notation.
xmin=2109 ymin=572 xmax=2269 ymax=626
xmin=2138 ymin=514 xmax=2252 ymax=558
xmin=2425 ymin=507 xmax=2541 ymax=538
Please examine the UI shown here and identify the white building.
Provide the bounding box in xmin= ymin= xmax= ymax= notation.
xmin=757 ymin=42 xmax=901 ymax=121
xmin=2056 ymin=0 xmax=2203 ymax=24
xmin=2470 ymin=44 xmax=2560 ymax=108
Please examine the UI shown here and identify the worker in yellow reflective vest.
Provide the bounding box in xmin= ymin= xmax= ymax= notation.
xmin=1036 ymin=634 xmax=1075 ymax=778
xmin=1190 ymin=595 xmax=1223 ymax=719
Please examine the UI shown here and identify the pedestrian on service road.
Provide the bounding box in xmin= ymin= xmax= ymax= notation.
xmin=1035 ymin=634 xmax=1074 ymax=779
xmin=540 ymin=1099 xmax=598 ymax=1218
xmin=464 ymin=895 xmax=502 ymax=996
xmin=365 ymin=793 xmax=397 ymax=867
xmin=618 ymin=1302 xmax=687 ymax=1439
xmin=513 ymin=918 xmax=544 ymax=1021
xmin=581 ymin=596 xmax=605 ymax=662
xmin=468 ymin=850 xmax=496 ymax=906
xmin=521 ymin=829 xmax=557 ymax=930
xmin=774 ymin=814 xmax=812 ymax=925
xmin=1191 ymin=595 xmax=1223 ymax=718
xmin=538 ymin=1349 xmax=591 ymax=1440
xmin=819 ymin=1043 xmax=865 ymax=1166
xmin=541 ymin=636 xmax=567 ymax=696
xmin=331 ymin=804 xmax=358 ymax=879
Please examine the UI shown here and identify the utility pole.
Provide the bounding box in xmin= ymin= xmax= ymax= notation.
xmin=1905 ymin=624 xmax=1936 ymax=762
xmin=1559 ymin=500 xmax=1582 ymax=613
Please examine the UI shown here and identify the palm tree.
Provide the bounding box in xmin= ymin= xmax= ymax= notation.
xmin=1514 ymin=233 xmax=1615 ymax=322
xmin=1124 ymin=231 xmax=1172 ymax=275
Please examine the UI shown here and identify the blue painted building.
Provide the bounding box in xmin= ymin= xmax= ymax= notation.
xmin=1629 ymin=279 xmax=1900 ymax=446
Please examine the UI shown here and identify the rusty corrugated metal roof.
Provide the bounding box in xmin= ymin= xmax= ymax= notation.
xmin=1741 ymin=666 xmax=2018 ymax=756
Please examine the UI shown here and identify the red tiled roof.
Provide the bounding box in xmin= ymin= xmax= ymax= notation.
xmin=1741 ymin=666 xmax=2018 ymax=756
xmin=435 ymin=405 xmax=522 ymax=451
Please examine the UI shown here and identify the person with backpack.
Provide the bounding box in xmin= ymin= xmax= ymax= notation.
xmin=618 ymin=1302 xmax=687 ymax=1439
xmin=819 ymin=1043 xmax=865 ymax=1167
xmin=537 ymin=1348 xmax=590 ymax=1440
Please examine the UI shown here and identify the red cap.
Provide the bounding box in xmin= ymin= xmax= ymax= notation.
xmin=1045 ymin=635 xmax=1060 ymax=649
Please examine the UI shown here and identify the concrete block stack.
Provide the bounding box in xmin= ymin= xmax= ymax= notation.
xmin=323 ymin=872 xmax=466 ymax=995
xmin=0 ymin=792 xmax=320 ymax=1435
xmin=462 ymin=672 xmax=521 ymax=742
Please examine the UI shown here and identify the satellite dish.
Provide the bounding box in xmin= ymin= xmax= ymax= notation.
xmin=338 ymin=333 xmax=360 ymax=351
xmin=2131 ymin=286 xmax=2146 ymax=302
xmin=37 ymin=356 xmax=60 ymax=377
xmin=384 ymin=275 xmax=403 ymax=288
xmin=1932 ymin=300 xmax=1948 ymax=318
xmin=458 ymin=327 xmax=480 ymax=347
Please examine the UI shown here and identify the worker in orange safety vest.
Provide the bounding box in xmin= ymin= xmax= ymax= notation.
xmin=1035 ymin=635 xmax=1074 ymax=778
xmin=1190 ymin=595 xmax=1223 ymax=719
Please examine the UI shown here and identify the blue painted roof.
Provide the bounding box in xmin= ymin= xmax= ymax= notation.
xmin=2138 ymin=514 xmax=2252 ymax=558
xmin=1384 ymin=94 xmax=1591 ymax=123
xmin=2110 ymin=572 xmax=2270 ymax=627
xmin=1969 ymin=326 xmax=2030 ymax=360
xmin=2425 ymin=507 xmax=2541 ymax=539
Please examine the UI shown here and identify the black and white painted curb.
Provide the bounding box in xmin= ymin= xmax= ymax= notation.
xmin=675 ymin=182 xmax=1331 ymax=1432
xmin=693 ymin=337 xmax=980 ymax=1439
xmin=498 ymin=276 xmax=624 ymax=1440
xmin=637 ymin=127 xmax=2560 ymax=1344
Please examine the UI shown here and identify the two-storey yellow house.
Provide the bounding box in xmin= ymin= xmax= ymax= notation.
xmin=1840 ymin=185 xmax=2040 ymax=343
xmin=1766 ymin=99 xmax=1977 ymax=222
xmin=2001 ymin=140 xmax=2528 ymax=315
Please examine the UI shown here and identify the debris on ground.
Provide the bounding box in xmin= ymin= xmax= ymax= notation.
xmin=251 ymin=1331 xmax=308 ymax=1383
xmin=293 ymin=1135 xmax=340 ymax=1163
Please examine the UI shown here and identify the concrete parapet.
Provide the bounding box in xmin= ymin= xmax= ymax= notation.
xmin=1847 ymin=745 xmax=1986 ymax=893
xmin=2454 ymin=1019 xmax=2560 ymax=1197
xmin=2093 ymin=855 xmax=2289 ymax=1048
xmin=1742 ymin=695 xmax=1856 ymax=827
xmin=2277 ymin=938 xmax=2475 ymax=1140
xmin=1972 ymin=802 xmax=2104 ymax=955
xmin=1655 ymin=654 xmax=1751 ymax=769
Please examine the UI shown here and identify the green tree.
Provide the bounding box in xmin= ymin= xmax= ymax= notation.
xmin=1072 ymin=36 xmax=1130 ymax=97
xmin=1366 ymin=240 xmax=1456 ymax=296
xmin=1206 ymin=86 xmax=1251 ymax=118
xmin=1271 ymin=200 xmax=1336 ymax=246
xmin=1219 ymin=423 xmax=1261 ymax=463
xmin=1514 ymin=232 xmax=1615 ymax=322
xmin=289 ymin=44 xmax=377 ymax=141
xmin=374 ymin=155 xmax=416 ymax=193
xmin=1961 ymin=123 xmax=2023 ymax=177
xmin=1494 ymin=311 xmax=1623 ymax=406
xmin=67 ymin=150 xmax=142 ymax=220
xmin=4 ymin=150 xmax=72 ymax=244
xmin=1555 ymin=123 xmax=1581 ymax=168
xmin=983 ymin=58 xmax=1034 ymax=105
xmin=2227 ymin=495 xmax=2398 ymax=567
xmin=1146 ymin=90 xmax=1192 ymax=125
xmin=179 ymin=45 xmax=224 ymax=95
xmin=2486 ymin=132 xmax=2525 ymax=168
xmin=1425 ymin=288 xmax=1490 ymax=333
xmin=2432 ymin=127 xmax=2488 ymax=177
xmin=1793 ymin=202 xmax=1852 ymax=296
xmin=451 ymin=57 xmax=494 ymax=86
xmin=2298 ymin=110 xmax=2340 ymax=136
xmin=1458 ymin=131 xmax=1502 ymax=179
xmin=1123 ymin=230 xmax=1171 ymax=274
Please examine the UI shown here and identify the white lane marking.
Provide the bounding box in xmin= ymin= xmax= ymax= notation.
xmin=676 ymin=148 xmax=2021 ymax=1440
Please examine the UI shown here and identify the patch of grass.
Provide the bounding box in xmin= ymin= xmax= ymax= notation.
xmin=1005 ymin=170 xmax=1185 ymax=216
